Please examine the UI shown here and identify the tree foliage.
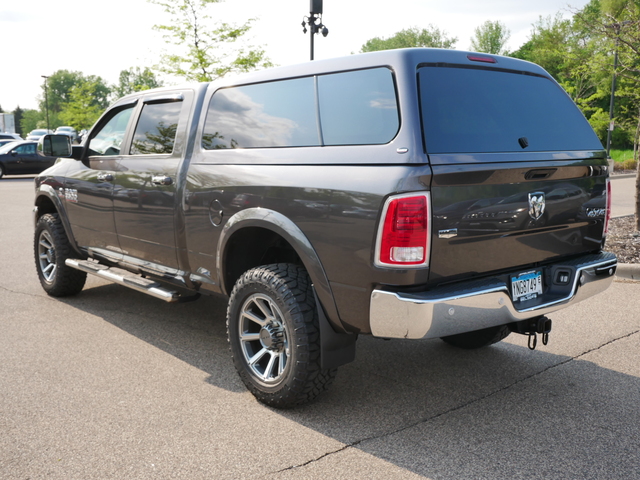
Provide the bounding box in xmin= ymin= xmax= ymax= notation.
xmin=20 ymin=109 xmax=44 ymax=134
xmin=39 ymin=70 xmax=111 ymax=130
xmin=12 ymin=106 xmax=24 ymax=137
xmin=149 ymin=0 xmax=272 ymax=82
xmin=470 ymin=20 xmax=510 ymax=54
xmin=360 ymin=26 xmax=458 ymax=52
xmin=58 ymin=80 xmax=106 ymax=131
xmin=113 ymin=67 xmax=163 ymax=99
xmin=572 ymin=0 xmax=640 ymax=155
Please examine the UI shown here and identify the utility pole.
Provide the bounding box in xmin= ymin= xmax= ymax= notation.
xmin=302 ymin=0 xmax=329 ymax=61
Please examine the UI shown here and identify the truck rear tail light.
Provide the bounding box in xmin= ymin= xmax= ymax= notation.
xmin=375 ymin=193 xmax=431 ymax=267
xmin=604 ymin=178 xmax=612 ymax=235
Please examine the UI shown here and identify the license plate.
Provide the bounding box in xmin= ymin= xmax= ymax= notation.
xmin=511 ymin=270 xmax=543 ymax=302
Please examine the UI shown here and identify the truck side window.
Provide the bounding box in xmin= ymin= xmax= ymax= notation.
xmin=317 ymin=68 xmax=399 ymax=146
xmin=202 ymin=68 xmax=399 ymax=150
xmin=130 ymin=101 xmax=183 ymax=155
xmin=202 ymin=77 xmax=319 ymax=149
xmin=88 ymin=107 xmax=134 ymax=157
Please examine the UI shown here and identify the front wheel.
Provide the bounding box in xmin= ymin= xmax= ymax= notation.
xmin=34 ymin=213 xmax=86 ymax=296
xmin=440 ymin=325 xmax=511 ymax=349
xmin=227 ymin=263 xmax=336 ymax=408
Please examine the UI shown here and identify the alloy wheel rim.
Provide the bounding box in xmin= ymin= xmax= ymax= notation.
xmin=37 ymin=230 xmax=57 ymax=283
xmin=239 ymin=293 xmax=290 ymax=385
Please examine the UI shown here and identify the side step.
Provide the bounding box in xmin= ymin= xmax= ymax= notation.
xmin=66 ymin=259 xmax=180 ymax=303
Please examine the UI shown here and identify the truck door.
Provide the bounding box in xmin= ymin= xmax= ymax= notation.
xmin=112 ymin=92 xmax=192 ymax=271
xmin=64 ymin=104 xmax=136 ymax=258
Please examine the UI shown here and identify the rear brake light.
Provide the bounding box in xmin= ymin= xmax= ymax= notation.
xmin=375 ymin=193 xmax=431 ymax=267
xmin=604 ymin=178 xmax=612 ymax=235
xmin=467 ymin=54 xmax=497 ymax=64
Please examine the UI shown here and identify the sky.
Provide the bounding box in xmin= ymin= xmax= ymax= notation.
xmin=0 ymin=0 xmax=590 ymax=113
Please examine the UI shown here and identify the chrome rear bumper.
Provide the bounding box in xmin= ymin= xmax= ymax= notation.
xmin=370 ymin=252 xmax=617 ymax=339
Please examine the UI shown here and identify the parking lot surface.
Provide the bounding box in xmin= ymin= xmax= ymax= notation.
xmin=1 ymin=177 xmax=639 ymax=479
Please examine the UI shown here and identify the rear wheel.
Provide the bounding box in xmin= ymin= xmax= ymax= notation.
xmin=0 ymin=164 xmax=5 ymax=179
xmin=441 ymin=325 xmax=511 ymax=349
xmin=34 ymin=213 xmax=86 ymax=296
xmin=227 ymin=263 xmax=336 ymax=408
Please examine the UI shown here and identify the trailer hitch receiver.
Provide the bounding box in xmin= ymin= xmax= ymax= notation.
xmin=509 ymin=316 xmax=552 ymax=350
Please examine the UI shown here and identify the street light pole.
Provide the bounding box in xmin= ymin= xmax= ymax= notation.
xmin=41 ymin=75 xmax=50 ymax=133
xmin=302 ymin=0 xmax=329 ymax=61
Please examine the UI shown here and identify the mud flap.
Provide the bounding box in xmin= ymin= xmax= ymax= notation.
xmin=313 ymin=289 xmax=357 ymax=370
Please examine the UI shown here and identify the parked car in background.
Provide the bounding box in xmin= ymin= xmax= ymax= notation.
xmin=77 ymin=129 xmax=88 ymax=144
xmin=0 ymin=133 xmax=22 ymax=141
xmin=0 ymin=139 xmax=19 ymax=148
xmin=0 ymin=141 xmax=57 ymax=178
xmin=55 ymin=126 xmax=78 ymax=143
xmin=26 ymin=129 xmax=51 ymax=142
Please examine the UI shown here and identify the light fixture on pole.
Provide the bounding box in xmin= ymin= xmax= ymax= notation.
xmin=41 ymin=75 xmax=50 ymax=133
xmin=302 ymin=0 xmax=329 ymax=61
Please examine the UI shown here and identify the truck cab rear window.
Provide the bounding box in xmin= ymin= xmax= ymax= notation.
xmin=202 ymin=68 xmax=399 ymax=149
xmin=418 ymin=66 xmax=603 ymax=154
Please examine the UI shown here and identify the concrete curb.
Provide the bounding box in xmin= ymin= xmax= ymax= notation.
xmin=616 ymin=263 xmax=640 ymax=281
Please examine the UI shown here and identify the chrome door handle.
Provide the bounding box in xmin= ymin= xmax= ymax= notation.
xmin=97 ymin=172 xmax=114 ymax=182
xmin=152 ymin=175 xmax=173 ymax=186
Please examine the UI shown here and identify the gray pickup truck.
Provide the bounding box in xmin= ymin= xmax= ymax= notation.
xmin=34 ymin=48 xmax=617 ymax=408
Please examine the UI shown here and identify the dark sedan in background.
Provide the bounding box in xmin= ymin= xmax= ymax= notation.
xmin=0 ymin=141 xmax=57 ymax=179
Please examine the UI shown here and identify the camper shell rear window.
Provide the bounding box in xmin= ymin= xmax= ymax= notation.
xmin=418 ymin=65 xmax=603 ymax=154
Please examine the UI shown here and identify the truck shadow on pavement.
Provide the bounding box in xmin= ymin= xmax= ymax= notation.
xmin=60 ymin=281 xmax=640 ymax=479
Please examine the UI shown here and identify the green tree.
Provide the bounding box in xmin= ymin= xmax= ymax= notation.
xmin=574 ymin=0 xmax=640 ymax=226
xmin=149 ymin=0 xmax=272 ymax=82
xmin=470 ymin=20 xmax=510 ymax=54
xmin=12 ymin=106 xmax=24 ymax=137
xmin=114 ymin=67 xmax=163 ymax=98
xmin=360 ymin=26 xmax=458 ymax=52
xmin=40 ymin=70 xmax=110 ymax=128
xmin=20 ymin=109 xmax=43 ymax=134
xmin=58 ymin=81 xmax=106 ymax=131
xmin=41 ymin=70 xmax=83 ymax=114
xmin=510 ymin=14 xmax=574 ymax=80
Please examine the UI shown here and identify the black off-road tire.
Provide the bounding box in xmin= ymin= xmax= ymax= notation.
xmin=441 ymin=325 xmax=511 ymax=349
xmin=227 ymin=263 xmax=337 ymax=408
xmin=34 ymin=213 xmax=86 ymax=296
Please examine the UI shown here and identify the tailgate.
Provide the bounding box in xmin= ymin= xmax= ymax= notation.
xmin=428 ymin=158 xmax=608 ymax=283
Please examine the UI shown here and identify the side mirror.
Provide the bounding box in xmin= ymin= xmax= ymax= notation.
xmin=38 ymin=134 xmax=71 ymax=158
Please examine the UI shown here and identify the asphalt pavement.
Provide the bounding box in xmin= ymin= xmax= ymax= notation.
xmin=1 ymin=177 xmax=639 ymax=479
